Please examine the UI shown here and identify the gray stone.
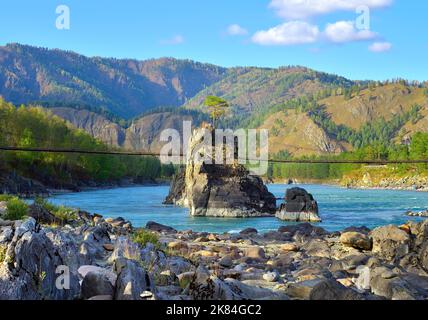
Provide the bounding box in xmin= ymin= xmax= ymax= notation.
xmin=371 ymin=225 xmax=410 ymax=261
xmin=263 ymin=271 xmax=280 ymax=282
xmin=0 ymin=227 xmax=13 ymax=243
xmin=81 ymin=271 xmax=114 ymax=299
xmin=114 ymin=258 xmax=152 ymax=300
xmin=276 ymin=188 xmax=321 ymax=222
xmin=146 ymin=221 xmax=177 ymax=233
xmin=309 ymin=279 xmax=365 ymax=300
xmin=286 ymin=279 xmax=324 ymax=299
xmin=340 ymin=232 xmax=372 ymax=251
xmin=219 ymin=255 xmax=234 ymax=268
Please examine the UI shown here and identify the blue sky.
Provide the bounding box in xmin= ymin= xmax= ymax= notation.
xmin=0 ymin=0 xmax=427 ymax=81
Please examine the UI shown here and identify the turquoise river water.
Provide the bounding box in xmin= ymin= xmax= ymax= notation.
xmin=48 ymin=184 xmax=428 ymax=233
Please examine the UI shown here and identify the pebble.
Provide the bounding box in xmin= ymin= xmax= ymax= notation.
xmin=263 ymin=271 xmax=280 ymax=282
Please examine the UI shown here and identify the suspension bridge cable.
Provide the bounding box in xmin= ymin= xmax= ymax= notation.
xmin=1 ymin=146 xmax=428 ymax=165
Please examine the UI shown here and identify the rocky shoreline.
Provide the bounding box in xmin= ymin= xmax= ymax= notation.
xmin=341 ymin=171 xmax=428 ymax=192
xmin=1 ymin=203 xmax=428 ymax=300
xmin=0 ymin=171 xmax=165 ymax=198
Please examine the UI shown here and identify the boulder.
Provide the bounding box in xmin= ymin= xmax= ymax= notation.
xmin=263 ymin=271 xmax=280 ymax=282
xmin=419 ymin=243 xmax=428 ymax=272
xmin=371 ymin=225 xmax=410 ymax=261
xmin=108 ymin=236 xmax=141 ymax=263
xmin=239 ymin=228 xmax=258 ymax=235
xmin=78 ymin=266 xmax=117 ymax=286
xmin=0 ymin=226 xmax=13 ymax=243
xmin=219 ymin=255 xmax=234 ymax=268
xmin=276 ymin=188 xmax=321 ymax=222
xmin=278 ymin=223 xmax=328 ymax=238
xmin=163 ymin=170 xmax=186 ymax=205
xmin=114 ymin=258 xmax=153 ymax=300
xmin=368 ymin=268 xmax=427 ymax=300
xmin=146 ymin=221 xmax=177 ymax=233
xmin=286 ymin=279 xmax=324 ymax=299
xmin=309 ymin=279 xmax=365 ymax=300
xmin=281 ymin=243 xmax=299 ymax=252
xmin=0 ymin=218 xmax=80 ymax=300
xmin=340 ymin=232 xmax=372 ymax=251
xmin=178 ymin=271 xmax=196 ymax=289
xmin=243 ymin=247 xmax=266 ymax=260
xmin=225 ymin=279 xmax=289 ymax=300
xmin=81 ymin=271 xmax=114 ymax=299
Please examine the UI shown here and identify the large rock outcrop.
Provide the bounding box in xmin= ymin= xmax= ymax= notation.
xmin=276 ymin=187 xmax=321 ymax=222
xmin=165 ymin=126 xmax=276 ymax=217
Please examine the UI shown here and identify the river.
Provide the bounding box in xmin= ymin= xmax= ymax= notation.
xmin=48 ymin=184 xmax=428 ymax=233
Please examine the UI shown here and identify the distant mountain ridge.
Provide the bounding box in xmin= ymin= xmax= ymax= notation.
xmin=0 ymin=43 xmax=227 ymax=118
xmin=0 ymin=43 xmax=357 ymax=119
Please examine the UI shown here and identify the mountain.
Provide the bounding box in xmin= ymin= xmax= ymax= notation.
xmin=1 ymin=43 xmax=428 ymax=159
xmin=259 ymin=110 xmax=350 ymax=157
xmin=0 ymin=43 xmax=227 ymax=118
xmin=319 ymin=83 xmax=427 ymax=130
xmin=0 ymin=43 xmax=357 ymax=120
xmin=255 ymin=82 xmax=428 ymax=156
xmin=48 ymin=82 xmax=428 ymax=157
xmin=184 ymin=66 xmax=355 ymax=114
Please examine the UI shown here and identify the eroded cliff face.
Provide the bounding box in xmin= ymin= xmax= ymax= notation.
xmin=51 ymin=108 xmax=125 ymax=147
xmin=50 ymin=108 xmax=192 ymax=152
xmin=165 ymin=126 xmax=276 ymax=217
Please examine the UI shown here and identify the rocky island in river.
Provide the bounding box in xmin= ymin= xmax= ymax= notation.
xmin=164 ymin=125 xmax=321 ymax=222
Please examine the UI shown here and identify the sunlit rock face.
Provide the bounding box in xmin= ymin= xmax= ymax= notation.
xmin=165 ymin=125 xmax=276 ymax=217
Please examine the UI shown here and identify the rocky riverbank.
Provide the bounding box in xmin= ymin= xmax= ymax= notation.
xmin=1 ymin=204 xmax=428 ymax=300
xmin=0 ymin=171 xmax=163 ymax=198
xmin=341 ymin=168 xmax=428 ymax=192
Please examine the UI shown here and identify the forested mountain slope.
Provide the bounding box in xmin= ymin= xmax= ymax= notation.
xmin=0 ymin=43 xmax=227 ymax=118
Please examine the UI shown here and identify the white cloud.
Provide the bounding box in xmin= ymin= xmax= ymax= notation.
xmin=369 ymin=41 xmax=392 ymax=52
xmin=269 ymin=0 xmax=393 ymax=19
xmin=160 ymin=35 xmax=184 ymax=45
xmin=252 ymin=21 xmax=320 ymax=46
xmin=324 ymin=20 xmax=377 ymax=43
xmin=227 ymin=24 xmax=248 ymax=36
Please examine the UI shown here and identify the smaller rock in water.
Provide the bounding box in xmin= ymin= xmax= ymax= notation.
xmin=276 ymin=188 xmax=321 ymax=222
xmin=406 ymin=210 xmax=428 ymax=218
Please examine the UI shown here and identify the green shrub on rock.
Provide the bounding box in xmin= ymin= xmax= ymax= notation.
xmin=4 ymin=197 xmax=29 ymax=221
xmin=132 ymin=229 xmax=161 ymax=249
xmin=0 ymin=195 xmax=14 ymax=202
xmin=34 ymin=197 xmax=77 ymax=223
